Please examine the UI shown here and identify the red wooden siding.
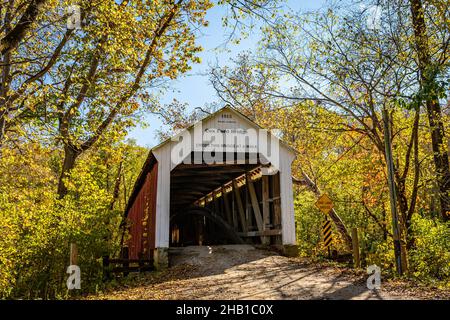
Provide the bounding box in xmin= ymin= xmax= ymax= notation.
xmin=127 ymin=163 xmax=158 ymax=260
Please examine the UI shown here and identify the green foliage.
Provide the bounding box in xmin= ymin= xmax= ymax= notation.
xmin=294 ymin=191 xmax=322 ymax=256
xmin=366 ymin=240 xmax=396 ymax=277
xmin=409 ymin=215 xmax=450 ymax=286
xmin=209 ymin=0 xmax=450 ymax=288
xmin=0 ymin=0 xmax=287 ymax=299
xmin=0 ymin=142 xmax=143 ymax=299
xmin=0 ymin=0 xmax=449 ymax=298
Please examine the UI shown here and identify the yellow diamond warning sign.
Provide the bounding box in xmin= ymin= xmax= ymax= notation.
xmin=315 ymin=194 xmax=333 ymax=214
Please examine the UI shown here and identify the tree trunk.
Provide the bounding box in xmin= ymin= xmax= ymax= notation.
xmin=410 ymin=0 xmax=450 ymax=221
xmin=57 ymin=145 xmax=80 ymax=198
xmin=0 ymin=14 xmax=11 ymax=152
xmin=425 ymin=100 xmax=450 ymax=221
xmin=395 ymin=179 xmax=409 ymax=272
xmin=382 ymin=108 xmax=404 ymax=276
xmin=0 ymin=115 xmax=5 ymax=152
xmin=0 ymin=0 xmax=47 ymax=55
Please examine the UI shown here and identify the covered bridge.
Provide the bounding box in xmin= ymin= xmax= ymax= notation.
xmin=123 ymin=106 xmax=297 ymax=268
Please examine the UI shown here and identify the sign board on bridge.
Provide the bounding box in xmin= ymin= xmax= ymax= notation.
xmin=315 ymin=194 xmax=333 ymax=214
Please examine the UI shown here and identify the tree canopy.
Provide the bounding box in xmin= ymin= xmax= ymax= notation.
xmin=0 ymin=0 xmax=449 ymax=298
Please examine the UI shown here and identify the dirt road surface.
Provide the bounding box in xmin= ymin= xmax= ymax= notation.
xmin=91 ymin=245 xmax=449 ymax=300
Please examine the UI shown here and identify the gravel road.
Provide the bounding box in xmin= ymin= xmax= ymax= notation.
xmin=90 ymin=245 xmax=449 ymax=300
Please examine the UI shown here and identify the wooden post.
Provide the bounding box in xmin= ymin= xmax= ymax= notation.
xmin=122 ymin=247 xmax=129 ymax=277
xmin=211 ymin=190 xmax=217 ymax=236
xmin=102 ymin=255 xmax=110 ymax=268
xmin=245 ymin=180 xmax=251 ymax=228
xmin=222 ymin=186 xmax=233 ymax=225
xmin=233 ymin=179 xmax=248 ymax=232
xmin=70 ymin=243 xmax=78 ymax=265
xmin=262 ymin=175 xmax=270 ymax=229
xmin=102 ymin=255 xmax=111 ymax=281
xmin=198 ymin=218 xmax=204 ymax=246
xmin=352 ymin=228 xmax=360 ymax=268
xmin=272 ymin=173 xmax=282 ymax=244
xmin=231 ymin=187 xmax=238 ymax=230
xmin=247 ymin=173 xmax=268 ymax=244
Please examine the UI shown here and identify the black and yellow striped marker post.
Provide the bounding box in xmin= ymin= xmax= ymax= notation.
xmin=322 ymin=219 xmax=333 ymax=248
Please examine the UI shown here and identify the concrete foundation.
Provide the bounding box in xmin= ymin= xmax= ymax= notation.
xmin=282 ymin=244 xmax=299 ymax=257
xmin=153 ymin=247 xmax=169 ymax=270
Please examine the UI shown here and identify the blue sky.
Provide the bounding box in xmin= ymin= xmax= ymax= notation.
xmin=128 ymin=0 xmax=326 ymax=147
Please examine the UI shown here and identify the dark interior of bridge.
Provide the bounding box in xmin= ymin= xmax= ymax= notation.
xmin=169 ymin=152 xmax=283 ymax=247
